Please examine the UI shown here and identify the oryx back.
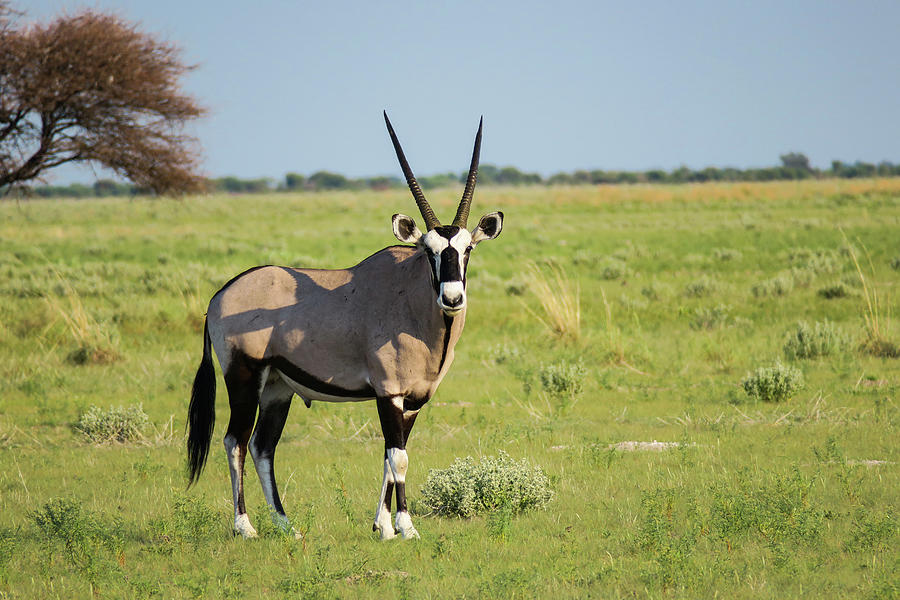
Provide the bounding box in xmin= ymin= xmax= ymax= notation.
xmin=206 ymin=245 xmax=462 ymax=405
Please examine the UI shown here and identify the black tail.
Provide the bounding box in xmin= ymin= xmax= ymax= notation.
xmin=187 ymin=318 xmax=216 ymax=485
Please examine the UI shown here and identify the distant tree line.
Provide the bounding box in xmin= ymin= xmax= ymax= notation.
xmin=22 ymin=153 xmax=900 ymax=198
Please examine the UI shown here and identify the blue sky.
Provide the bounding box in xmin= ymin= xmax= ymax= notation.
xmin=26 ymin=0 xmax=900 ymax=183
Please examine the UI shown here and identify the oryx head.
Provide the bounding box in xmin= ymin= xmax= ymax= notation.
xmin=384 ymin=112 xmax=503 ymax=317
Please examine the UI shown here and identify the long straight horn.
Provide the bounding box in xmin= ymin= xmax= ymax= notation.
xmin=452 ymin=116 xmax=483 ymax=228
xmin=384 ymin=111 xmax=440 ymax=231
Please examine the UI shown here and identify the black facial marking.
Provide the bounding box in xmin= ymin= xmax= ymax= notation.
xmin=439 ymin=247 xmax=462 ymax=282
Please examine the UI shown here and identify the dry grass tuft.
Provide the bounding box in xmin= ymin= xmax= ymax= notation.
xmin=524 ymin=262 xmax=581 ymax=342
xmin=44 ymin=268 xmax=121 ymax=364
xmin=841 ymin=232 xmax=899 ymax=358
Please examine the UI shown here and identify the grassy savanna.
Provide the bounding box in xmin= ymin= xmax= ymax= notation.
xmin=1 ymin=179 xmax=898 ymax=598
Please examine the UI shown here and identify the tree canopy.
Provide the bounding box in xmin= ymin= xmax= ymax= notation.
xmin=0 ymin=2 xmax=205 ymax=195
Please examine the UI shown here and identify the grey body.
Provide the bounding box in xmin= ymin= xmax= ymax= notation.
xmin=208 ymin=246 xmax=464 ymax=405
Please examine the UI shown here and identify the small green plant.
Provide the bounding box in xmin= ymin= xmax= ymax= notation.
xmin=783 ymin=320 xmax=849 ymax=359
xmin=890 ymin=256 xmax=900 ymax=271
xmin=842 ymin=509 xmax=896 ymax=553
xmin=419 ymin=451 xmax=553 ymax=518
xmin=74 ymin=404 xmax=150 ymax=443
xmin=29 ymin=498 xmax=120 ymax=584
xmin=538 ymin=360 xmax=586 ymax=398
xmin=751 ymin=273 xmax=794 ymax=297
xmin=710 ymin=468 xmax=825 ymax=552
xmin=741 ymin=361 xmax=804 ymax=402
xmin=149 ymin=494 xmax=222 ymax=549
xmin=598 ymin=258 xmax=626 ymax=280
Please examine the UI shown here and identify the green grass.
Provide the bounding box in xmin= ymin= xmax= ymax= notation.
xmin=1 ymin=179 xmax=899 ymax=598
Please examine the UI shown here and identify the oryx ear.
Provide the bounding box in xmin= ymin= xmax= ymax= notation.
xmin=470 ymin=211 xmax=503 ymax=245
xmin=392 ymin=213 xmax=422 ymax=244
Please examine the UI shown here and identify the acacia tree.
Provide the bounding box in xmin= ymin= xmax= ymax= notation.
xmin=0 ymin=2 xmax=205 ymax=195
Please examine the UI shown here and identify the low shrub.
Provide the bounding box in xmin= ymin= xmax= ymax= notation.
xmin=751 ymin=273 xmax=794 ymax=298
xmin=783 ymin=320 xmax=849 ymax=359
xmin=786 ymin=247 xmax=838 ymax=274
xmin=859 ymin=336 xmax=900 ymax=359
xmin=29 ymin=498 xmax=122 ymax=583
xmin=712 ymin=248 xmax=742 ymax=262
xmin=684 ymin=276 xmax=719 ymax=298
xmin=74 ymin=404 xmax=150 ymax=443
xmin=598 ymin=258 xmax=627 ymax=280
xmin=487 ymin=343 xmax=524 ymax=366
xmin=419 ymin=451 xmax=553 ymax=518
xmin=690 ymin=304 xmax=732 ymax=330
xmin=641 ymin=281 xmax=670 ymax=301
xmin=538 ymin=360 xmax=586 ymax=398
xmin=817 ymin=282 xmax=854 ymax=299
xmin=741 ymin=361 xmax=804 ymax=403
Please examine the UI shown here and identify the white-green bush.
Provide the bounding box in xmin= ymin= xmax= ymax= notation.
xmin=684 ymin=276 xmax=719 ymax=298
xmin=419 ymin=451 xmax=553 ymax=518
xmin=690 ymin=304 xmax=732 ymax=330
xmin=741 ymin=362 xmax=804 ymax=403
xmin=783 ymin=320 xmax=849 ymax=359
xmin=751 ymin=273 xmax=794 ymax=298
xmin=538 ymin=360 xmax=586 ymax=398
xmin=74 ymin=404 xmax=149 ymax=443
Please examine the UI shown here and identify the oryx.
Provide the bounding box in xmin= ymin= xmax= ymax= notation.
xmin=186 ymin=112 xmax=503 ymax=540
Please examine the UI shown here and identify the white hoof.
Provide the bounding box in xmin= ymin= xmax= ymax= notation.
xmin=374 ymin=508 xmax=396 ymax=540
xmin=395 ymin=511 xmax=419 ymax=540
xmin=233 ymin=514 xmax=258 ymax=539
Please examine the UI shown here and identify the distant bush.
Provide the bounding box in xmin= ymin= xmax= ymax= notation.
xmin=420 ymin=451 xmax=553 ymax=518
xmin=488 ymin=343 xmax=524 ymax=366
xmin=74 ymin=405 xmax=149 ymax=443
xmin=713 ymin=248 xmax=742 ymax=262
xmin=684 ymin=276 xmax=719 ymax=298
xmin=783 ymin=320 xmax=849 ymax=359
xmin=786 ymin=248 xmax=838 ymax=274
xmin=751 ymin=273 xmax=794 ymax=298
xmin=538 ymin=360 xmax=587 ymax=398
xmin=817 ymin=282 xmax=854 ymax=299
xmin=789 ymin=267 xmax=816 ymax=288
xmin=598 ymin=258 xmax=627 ymax=280
xmin=641 ymin=281 xmax=670 ymax=301
xmin=741 ymin=361 xmax=804 ymax=403
xmin=690 ymin=304 xmax=732 ymax=330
